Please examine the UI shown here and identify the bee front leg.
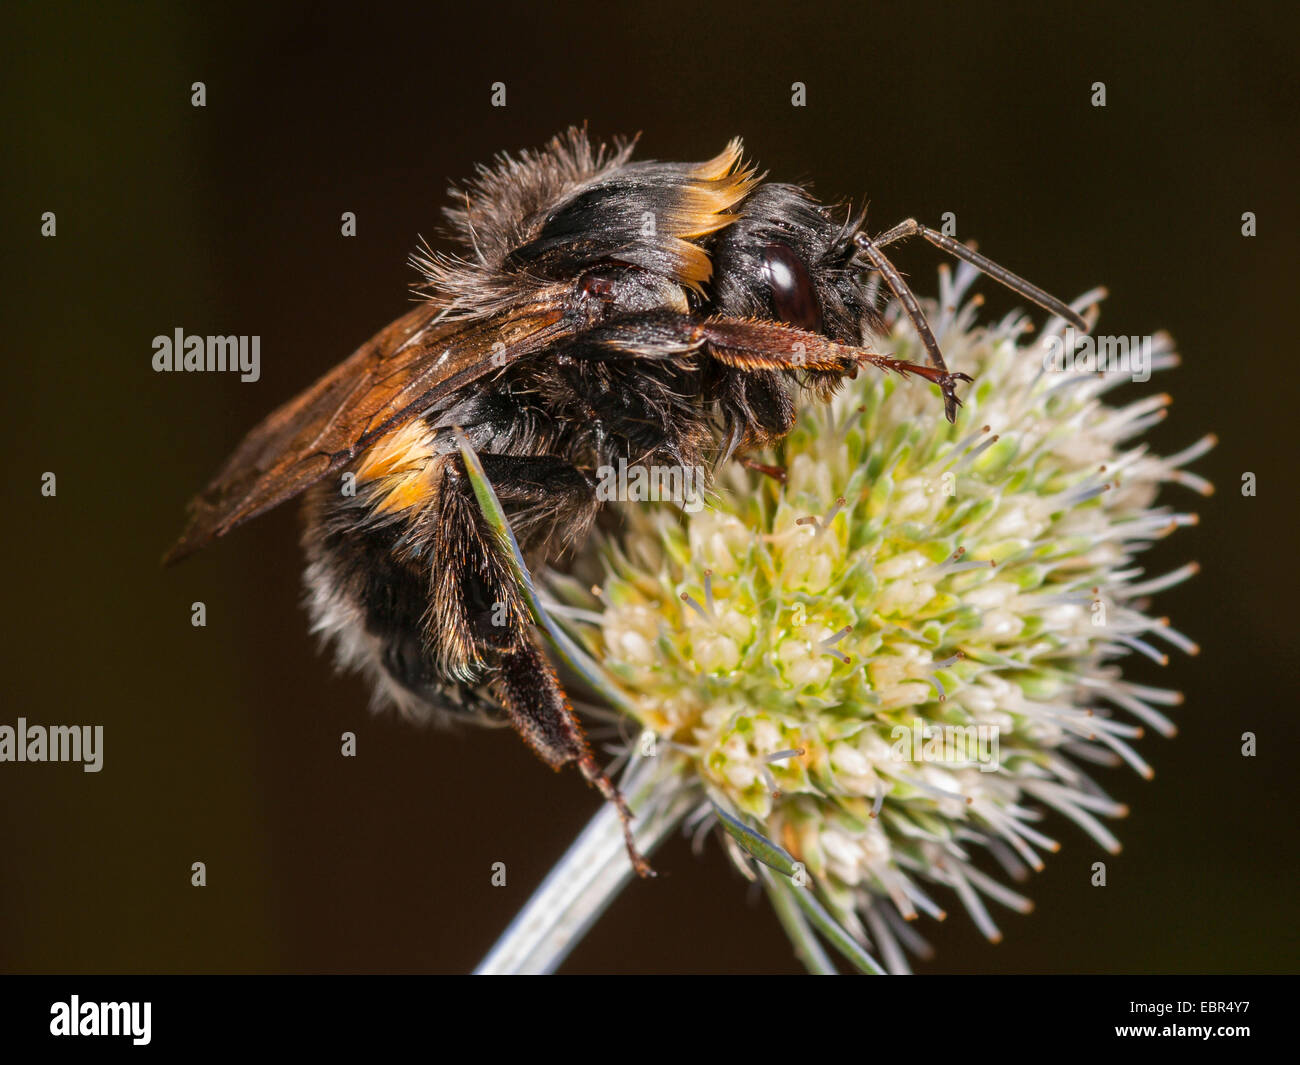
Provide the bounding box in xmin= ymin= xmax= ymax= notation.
xmin=695 ymin=317 xmax=972 ymax=422
xmin=570 ymin=312 xmax=970 ymax=421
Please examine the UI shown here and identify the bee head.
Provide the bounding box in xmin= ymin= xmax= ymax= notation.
xmin=708 ymin=183 xmax=884 ymax=342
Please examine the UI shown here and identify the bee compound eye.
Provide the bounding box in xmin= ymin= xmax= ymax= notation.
xmin=761 ymin=242 xmax=823 ymax=333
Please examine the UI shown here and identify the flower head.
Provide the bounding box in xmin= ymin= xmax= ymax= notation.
xmin=552 ymin=264 xmax=1212 ymax=972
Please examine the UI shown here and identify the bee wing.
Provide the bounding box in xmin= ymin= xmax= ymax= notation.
xmin=164 ymin=297 xmax=567 ymax=564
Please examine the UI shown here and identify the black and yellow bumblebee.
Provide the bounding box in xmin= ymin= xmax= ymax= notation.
xmin=166 ymin=128 xmax=1084 ymax=874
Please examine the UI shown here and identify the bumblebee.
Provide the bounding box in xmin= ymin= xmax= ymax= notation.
xmin=166 ymin=129 xmax=1085 ymax=874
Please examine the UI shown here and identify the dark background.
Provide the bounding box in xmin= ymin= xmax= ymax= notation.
xmin=1 ymin=0 xmax=1295 ymax=974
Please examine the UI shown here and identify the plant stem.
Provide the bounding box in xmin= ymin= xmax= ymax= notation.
xmin=474 ymin=758 xmax=697 ymax=975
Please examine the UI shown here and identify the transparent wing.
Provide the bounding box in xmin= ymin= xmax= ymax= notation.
xmin=164 ymin=297 xmax=566 ymax=564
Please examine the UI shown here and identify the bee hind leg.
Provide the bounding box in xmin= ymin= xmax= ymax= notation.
xmin=440 ymin=451 xmax=654 ymax=877
xmin=492 ymin=638 xmax=653 ymax=878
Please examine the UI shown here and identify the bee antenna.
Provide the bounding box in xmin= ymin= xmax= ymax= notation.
xmin=853 ymin=232 xmax=971 ymax=422
xmin=863 ymin=220 xmax=1089 ymax=332
xmin=853 ymin=233 xmax=951 ymax=378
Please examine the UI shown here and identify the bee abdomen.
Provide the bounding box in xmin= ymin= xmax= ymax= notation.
xmin=300 ymin=474 xmax=496 ymax=725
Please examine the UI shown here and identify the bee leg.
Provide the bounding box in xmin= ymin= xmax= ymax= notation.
xmin=708 ymin=366 xmax=793 ymax=479
xmin=694 ymin=317 xmax=972 ymax=423
xmin=471 ymin=453 xmax=598 ymax=555
xmin=741 ymin=457 xmax=787 ymax=483
xmin=441 ymin=453 xmax=653 ymax=877
xmin=570 ymin=310 xmax=970 ymax=423
xmin=493 ymin=638 xmax=653 ymax=878
xmin=435 ymin=452 xmax=591 ymax=659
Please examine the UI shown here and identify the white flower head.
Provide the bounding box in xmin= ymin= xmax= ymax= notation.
xmin=552 ymin=264 xmax=1213 ymax=973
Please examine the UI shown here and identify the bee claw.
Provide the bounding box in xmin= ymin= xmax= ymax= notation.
xmin=940 ymin=372 xmax=973 ymax=422
xmin=579 ymin=753 xmax=655 ymax=877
